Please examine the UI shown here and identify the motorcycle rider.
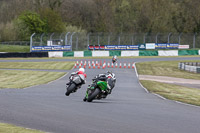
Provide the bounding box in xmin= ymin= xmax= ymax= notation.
xmin=112 ymin=55 xmax=117 ymax=64
xmin=66 ymin=67 xmax=87 ymax=85
xmin=83 ymin=71 xmax=116 ymax=101
xmin=92 ymin=71 xmax=115 ymax=93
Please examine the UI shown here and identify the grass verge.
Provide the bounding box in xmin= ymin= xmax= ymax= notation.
xmin=0 ymin=45 xmax=29 ymax=52
xmin=0 ymin=70 xmax=66 ymax=89
xmin=0 ymin=61 xmax=75 ymax=70
xmin=140 ymin=80 xmax=200 ymax=106
xmin=136 ymin=60 xmax=200 ymax=80
xmin=0 ymin=122 xmax=43 ymax=133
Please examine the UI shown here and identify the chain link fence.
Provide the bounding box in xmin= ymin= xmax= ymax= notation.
xmin=29 ymin=32 xmax=200 ymax=51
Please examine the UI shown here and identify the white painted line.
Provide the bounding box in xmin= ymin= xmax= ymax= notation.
xmin=152 ymin=93 xmax=166 ymax=100
xmin=134 ymin=62 xmax=139 ymax=78
xmin=175 ymin=101 xmax=200 ymax=109
xmin=139 ymin=82 xmax=149 ymax=93
xmin=134 ymin=62 xmax=149 ymax=93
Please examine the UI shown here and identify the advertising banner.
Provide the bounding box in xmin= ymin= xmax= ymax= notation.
xmin=88 ymin=45 xmax=105 ymax=50
xmin=178 ymin=45 xmax=189 ymax=49
xmin=155 ymin=43 xmax=179 ymax=49
xmin=167 ymin=43 xmax=179 ymax=49
xmin=88 ymin=45 xmax=139 ymax=50
xmin=155 ymin=43 xmax=167 ymax=49
xmin=31 ymin=45 xmax=71 ymax=52
xmin=138 ymin=44 xmax=146 ymax=50
xmin=88 ymin=45 xmax=94 ymax=50
xmin=146 ymin=43 xmax=155 ymax=49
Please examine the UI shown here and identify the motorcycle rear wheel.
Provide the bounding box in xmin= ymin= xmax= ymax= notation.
xmin=65 ymin=83 xmax=76 ymax=96
xmin=87 ymin=88 xmax=100 ymax=102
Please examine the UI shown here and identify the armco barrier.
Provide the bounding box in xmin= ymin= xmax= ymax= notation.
xmin=92 ymin=51 xmax=109 ymax=57
xmin=178 ymin=50 xmax=199 ymax=55
xmin=139 ymin=50 xmax=158 ymax=56
xmin=1 ymin=49 xmax=198 ymax=58
xmin=0 ymin=52 xmax=48 ymax=58
xmin=84 ymin=51 xmax=92 ymax=57
xmin=121 ymin=51 xmax=139 ymax=56
xmin=61 ymin=50 xmax=200 ymax=57
xmin=48 ymin=52 xmax=63 ymax=57
xmin=63 ymin=51 xmax=74 ymax=57
xmin=74 ymin=51 xmax=84 ymax=57
xmin=109 ymin=51 xmax=121 ymax=56
xmin=158 ymin=50 xmax=178 ymax=56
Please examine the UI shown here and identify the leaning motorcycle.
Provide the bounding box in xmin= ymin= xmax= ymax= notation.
xmin=84 ymin=79 xmax=111 ymax=102
xmin=112 ymin=55 xmax=117 ymax=64
xmin=65 ymin=72 xmax=85 ymax=96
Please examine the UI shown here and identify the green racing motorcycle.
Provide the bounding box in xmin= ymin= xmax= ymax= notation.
xmin=83 ymin=79 xmax=111 ymax=102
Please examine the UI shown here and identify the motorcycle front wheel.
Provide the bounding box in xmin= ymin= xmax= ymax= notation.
xmin=65 ymin=83 xmax=76 ymax=96
xmin=87 ymin=88 xmax=100 ymax=102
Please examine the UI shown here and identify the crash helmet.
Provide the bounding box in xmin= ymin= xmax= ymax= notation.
xmin=113 ymin=55 xmax=117 ymax=59
xmin=79 ymin=68 xmax=85 ymax=73
xmin=106 ymin=71 xmax=112 ymax=74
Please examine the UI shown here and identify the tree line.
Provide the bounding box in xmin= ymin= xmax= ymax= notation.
xmin=0 ymin=0 xmax=200 ymax=41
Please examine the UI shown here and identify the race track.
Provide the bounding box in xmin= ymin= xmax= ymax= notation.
xmin=0 ymin=57 xmax=200 ymax=133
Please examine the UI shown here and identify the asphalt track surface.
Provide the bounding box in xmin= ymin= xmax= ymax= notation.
xmin=0 ymin=57 xmax=200 ymax=133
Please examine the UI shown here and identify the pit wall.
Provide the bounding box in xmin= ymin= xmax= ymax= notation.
xmin=49 ymin=50 xmax=200 ymax=57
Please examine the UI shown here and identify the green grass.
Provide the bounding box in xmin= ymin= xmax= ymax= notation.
xmin=140 ymin=80 xmax=200 ymax=106
xmin=136 ymin=60 xmax=200 ymax=80
xmin=0 ymin=61 xmax=75 ymax=70
xmin=0 ymin=45 xmax=30 ymax=52
xmin=0 ymin=70 xmax=66 ymax=89
xmin=0 ymin=61 xmax=75 ymax=89
xmin=0 ymin=123 xmax=43 ymax=133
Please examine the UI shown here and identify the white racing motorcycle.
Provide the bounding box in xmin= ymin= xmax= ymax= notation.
xmin=65 ymin=72 xmax=86 ymax=96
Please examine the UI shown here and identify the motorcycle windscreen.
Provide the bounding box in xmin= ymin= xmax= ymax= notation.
xmin=73 ymin=75 xmax=82 ymax=84
xmin=97 ymin=81 xmax=107 ymax=91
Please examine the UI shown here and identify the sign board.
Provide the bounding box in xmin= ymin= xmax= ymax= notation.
xmin=155 ymin=43 xmax=179 ymax=49
xmin=146 ymin=43 xmax=155 ymax=49
xmin=31 ymin=45 xmax=71 ymax=52
xmin=178 ymin=45 xmax=189 ymax=49
xmin=88 ymin=45 xmax=105 ymax=50
xmin=88 ymin=45 xmax=139 ymax=50
xmin=138 ymin=44 xmax=146 ymax=50
xmin=167 ymin=43 xmax=179 ymax=49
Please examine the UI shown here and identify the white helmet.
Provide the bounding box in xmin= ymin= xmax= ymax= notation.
xmin=79 ymin=68 xmax=85 ymax=73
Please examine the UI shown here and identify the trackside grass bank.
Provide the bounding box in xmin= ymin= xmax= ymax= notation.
xmin=140 ymin=80 xmax=200 ymax=106
xmin=136 ymin=60 xmax=200 ymax=106
xmin=0 ymin=70 xmax=66 ymax=89
xmin=0 ymin=123 xmax=43 ymax=133
xmin=0 ymin=61 xmax=75 ymax=70
xmin=136 ymin=60 xmax=200 ymax=80
xmin=0 ymin=62 xmax=74 ymax=89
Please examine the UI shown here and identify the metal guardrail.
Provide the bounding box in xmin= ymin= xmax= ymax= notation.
xmin=178 ymin=62 xmax=200 ymax=73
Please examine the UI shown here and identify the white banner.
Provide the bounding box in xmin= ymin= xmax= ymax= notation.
xmin=121 ymin=51 xmax=139 ymax=56
xmin=199 ymin=50 xmax=200 ymax=55
xmin=146 ymin=43 xmax=155 ymax=49
xmin=158 ymin=50 xmax=178 ymax=56
xmin=74 ymin=51 xmax=84 ymax=57
xmin=179 ymin=45 xmax=189 ymax=49
xmin=48 ymin=52 xmax=63 ymax=57
xmin=92 ymin=51 xmax=109 ymax=57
